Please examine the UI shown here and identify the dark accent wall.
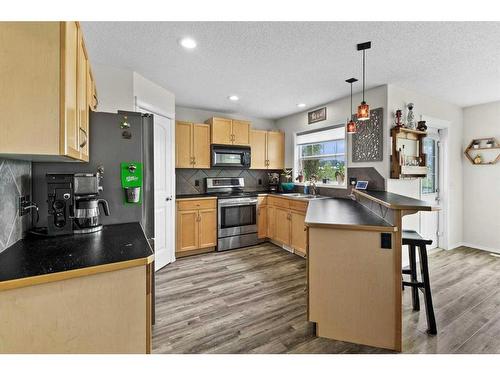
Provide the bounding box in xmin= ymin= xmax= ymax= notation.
xmin=0 ymin=159 xmax=31 ymax=253
xmin=176 ymin=169 xmax=276 ymax=195
xmin=295 ymin=167 xmax=385 ymax=198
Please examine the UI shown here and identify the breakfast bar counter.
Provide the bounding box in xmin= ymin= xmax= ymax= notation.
xmin=305 ymin=191 xmax=438 ymax=352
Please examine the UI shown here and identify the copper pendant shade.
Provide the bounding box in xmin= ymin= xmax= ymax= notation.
xmin=345 ymin=78 xmax=358 ymax=134
xmin=357 ymin=41 xmax=371 ymax=121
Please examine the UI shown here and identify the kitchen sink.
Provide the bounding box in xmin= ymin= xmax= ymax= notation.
xmin=280 ymin=193 xmax=325 ymax=200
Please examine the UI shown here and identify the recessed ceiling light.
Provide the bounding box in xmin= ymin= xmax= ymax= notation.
xmin=179 ymin=37 xmax=197 ymax=49
xmin=297 ymin=103 xmax=306 ymax=108
xmin=228 ymin=95 xmax=239 ymax=101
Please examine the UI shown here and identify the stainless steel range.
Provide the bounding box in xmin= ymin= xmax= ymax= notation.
xmin=206 ymin=177 xmax=263 ymax=251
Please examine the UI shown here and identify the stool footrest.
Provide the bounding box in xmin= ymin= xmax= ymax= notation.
xmin=403 ymin=280 xmax=424 ymax=288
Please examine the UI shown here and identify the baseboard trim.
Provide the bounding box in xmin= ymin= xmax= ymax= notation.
xmin=461 ymin=242 xmax=500 ymax=254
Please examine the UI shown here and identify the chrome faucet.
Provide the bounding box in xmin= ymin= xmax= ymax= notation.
xmin=309 ymin=176 xmax=318 ymax=196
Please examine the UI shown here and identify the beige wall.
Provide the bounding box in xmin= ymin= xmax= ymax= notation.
xmin=462 ymin=101 xmax=500 ymax=253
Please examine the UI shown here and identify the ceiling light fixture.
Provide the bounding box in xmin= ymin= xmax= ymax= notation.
xmin=179 ymin=37 xmax=197 ymax=49
xmin=357 ymin=41 xmax=371 ymax=121
xmin=346 ymin=78 xmax=358 ymax=134
xmin=228 ymin=95 xmax=239 ymax=101
xmin=297 ymin=103 xmax=306 ymax=108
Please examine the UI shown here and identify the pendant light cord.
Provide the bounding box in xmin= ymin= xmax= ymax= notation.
xmin=362 ymin=50 xmax=366 ymax=102
xmin=350 ymin=83 xmax=353 ymax=120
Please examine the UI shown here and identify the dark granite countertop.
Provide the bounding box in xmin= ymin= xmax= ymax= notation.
xmin=0 ymin=222 xmax=153 ymax=289
xmin=353 ymin=189 xmax=438 ymax=211
xmin=305 ymin=198 xmax=396 ymax=231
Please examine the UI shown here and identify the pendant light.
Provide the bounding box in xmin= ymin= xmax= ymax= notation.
xmin=357 ymin=41 xmax=371 ymax=121
xmin=346 ymin=78 xmax=358 ymax=134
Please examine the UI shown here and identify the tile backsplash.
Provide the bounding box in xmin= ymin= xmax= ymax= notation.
xmin=176 ymin=169 xmax=276 ymax=195
xmin=0 ymin=159 xmax=31 ymax=253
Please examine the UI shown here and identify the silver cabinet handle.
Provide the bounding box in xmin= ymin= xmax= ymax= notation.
xmin=79 ymin=128 xmax=87 ymax=148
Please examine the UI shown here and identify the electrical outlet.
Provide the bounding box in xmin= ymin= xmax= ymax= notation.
xmin=194 ymin=180 xmax=199 ymax=187
xmin=18 ymin=195 xmax=31 ymax=216
xmin=258 ymin=179 xmax=262 ymax=185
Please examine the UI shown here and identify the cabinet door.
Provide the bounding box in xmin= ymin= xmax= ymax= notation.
xmin=61 ymin=21 xmax=80 ymax=159
xmin=192 ymin=123 xmax=211 ymax=168
xmin=231 ymin=120 xmax=250 ymax=146
xmin=175 ymin=121 xmax=193 ymax=168
xmin=258 ymin=205 xmax=267 ymax=239
xmin=274 ymin=207 xmax=290 ymax=246
xmin=267 ymin=131 xmax=285 ymax=170
xmin=250 ymin=130 xmax=267 ymax=169
xmin=267 ymin=205 xmax=275 ymax=240
xmin=210 ymin=117 xmax=233 ymax=145
xmin=290 ymin=211 xmax=308 ymax=254
xmin=177 ymin=210 xmax=199 ymax=252
xmin=198 ymin=209 xmax=217 ymax=248
xmin=76 ymin=28 xmax=89 ymax=161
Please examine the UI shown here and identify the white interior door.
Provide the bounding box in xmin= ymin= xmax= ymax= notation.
xmin=153 ymin=114 xmax=175 ymax=270
xmin=419 ymin=129 xmax=441 ymax=249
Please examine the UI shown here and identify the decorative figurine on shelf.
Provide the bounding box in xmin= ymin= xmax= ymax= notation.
xmin=406 ymin=103 xmax=416 ymax=129
xmin=394 ymin=109 xmax=403 ymax=129
xmin=417 ymin=120 xmax=427 ymax=132
xmin=473 ymin=154 xmax=482 ymax=164
xmin=486 ymin=139 xmax=495 ymax=148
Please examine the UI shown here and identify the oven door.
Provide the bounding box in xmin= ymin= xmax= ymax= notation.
xmin=211 ymin=145 xmax=251 ymax=168
xmin=218 ymin=200 xmax=257 ymax=237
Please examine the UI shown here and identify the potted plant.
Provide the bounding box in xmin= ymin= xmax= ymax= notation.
xmin=334 ymin=163 xmax=345 ymax=184
xmin=280 ymin=169 xmax=294 ymax=192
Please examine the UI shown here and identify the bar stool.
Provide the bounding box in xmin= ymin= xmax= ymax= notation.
xmin=402 ymin=230 xmax=437 ymax=335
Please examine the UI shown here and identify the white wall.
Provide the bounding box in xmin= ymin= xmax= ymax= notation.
xmin=92 ymin=64 xmax=176 ymax=117
xmin=275 ymin=85 xmax=388 ymax=173
xmin=462 ymin=101 xmax=500 ymax=253
xmin=175 ymin=106 xmax=276 ymax=130
xmin=92 ymin=64 xmax=134 ymax=113
xmin=387 ymin=85 xmax=464 ymax=250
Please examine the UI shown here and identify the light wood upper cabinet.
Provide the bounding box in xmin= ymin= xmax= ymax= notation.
xmin=192 ymin=123 xmax=211 ymax=168
xmin=175 ymin=121 xmax=210 ymax=169
xmin=175 ymin=121 xmax=193 ymax=168
xmin=0 ymin=22 xmax=96 ymax=162
xmin=77 ymin=29 xmax=89 ymax=162
xmin=207 ymin=117 xmax=250 ymax=146
xmin=250 ymin=130 xmax=267 ymax=169
xmin=231 ymin=120 xmax=251 ymax=145
xmin=267 ymin=131 xmax=285 ymax=170
xmin=250 ymin=130 xmax=285 ymax=170
xmin=176 ymin=199 xmax=217 ymax=254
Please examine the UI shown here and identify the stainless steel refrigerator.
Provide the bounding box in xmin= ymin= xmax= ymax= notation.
xmin=32 ymin=110 xmax=155 ymax=239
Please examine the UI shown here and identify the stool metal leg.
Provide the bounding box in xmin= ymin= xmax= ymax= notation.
xmin=418 ymin=244 xmax=437 ymax=335
xmin=408 ymin=244 xmax=420 ymax=311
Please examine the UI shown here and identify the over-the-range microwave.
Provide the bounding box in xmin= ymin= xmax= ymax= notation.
xmin=211 ymin=145 xmax=251 ymax=168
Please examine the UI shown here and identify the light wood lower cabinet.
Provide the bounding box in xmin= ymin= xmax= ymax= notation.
xmin=175 ymin=121 xmax=210 ymax=168
xmin=257 ymin=202 xmax=267 ymax=239
xmin=258 ymin=196 xmax=309 ymax=255
xmin=176 ymin=198 xmax=217 ymax=256
xmin=0 ymin=22 xmax=96 ymax=161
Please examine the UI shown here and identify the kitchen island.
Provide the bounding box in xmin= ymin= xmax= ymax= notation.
xmin=305 ymin=190 xmax=437 ymax=352
xmin=0 ymin=223 xmax=154 ymax=354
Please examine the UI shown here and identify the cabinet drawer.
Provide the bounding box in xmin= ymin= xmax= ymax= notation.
xmin=177 ymin=198 xmax=216 ymax=211
xmin=289 ymin=200 xmax=308 ymax=213
xmin=258 ymin=195 xmax=268 ymax=205
xmin=268 ymin=196 xmax=289 ymax=209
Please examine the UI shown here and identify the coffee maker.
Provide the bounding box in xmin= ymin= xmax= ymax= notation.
xmin=46 ymin=169 xmax=110 ymax=236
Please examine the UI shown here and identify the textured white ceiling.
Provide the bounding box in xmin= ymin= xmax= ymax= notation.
xmin=81 ymin=22 xmax=500 ymax=119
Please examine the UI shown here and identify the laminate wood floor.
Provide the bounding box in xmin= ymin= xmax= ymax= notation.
xmin=153 ymin=243 xmax=500 ymax=354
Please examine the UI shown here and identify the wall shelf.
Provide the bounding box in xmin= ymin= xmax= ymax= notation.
xmin=464 ymin=137 xmax=500 ymax=165
xmin=390 ymin=127 xmax=428 ymax=179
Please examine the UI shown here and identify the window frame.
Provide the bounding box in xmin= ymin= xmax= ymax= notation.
xmin=293 ymin=124 xmax=348 ymax=189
